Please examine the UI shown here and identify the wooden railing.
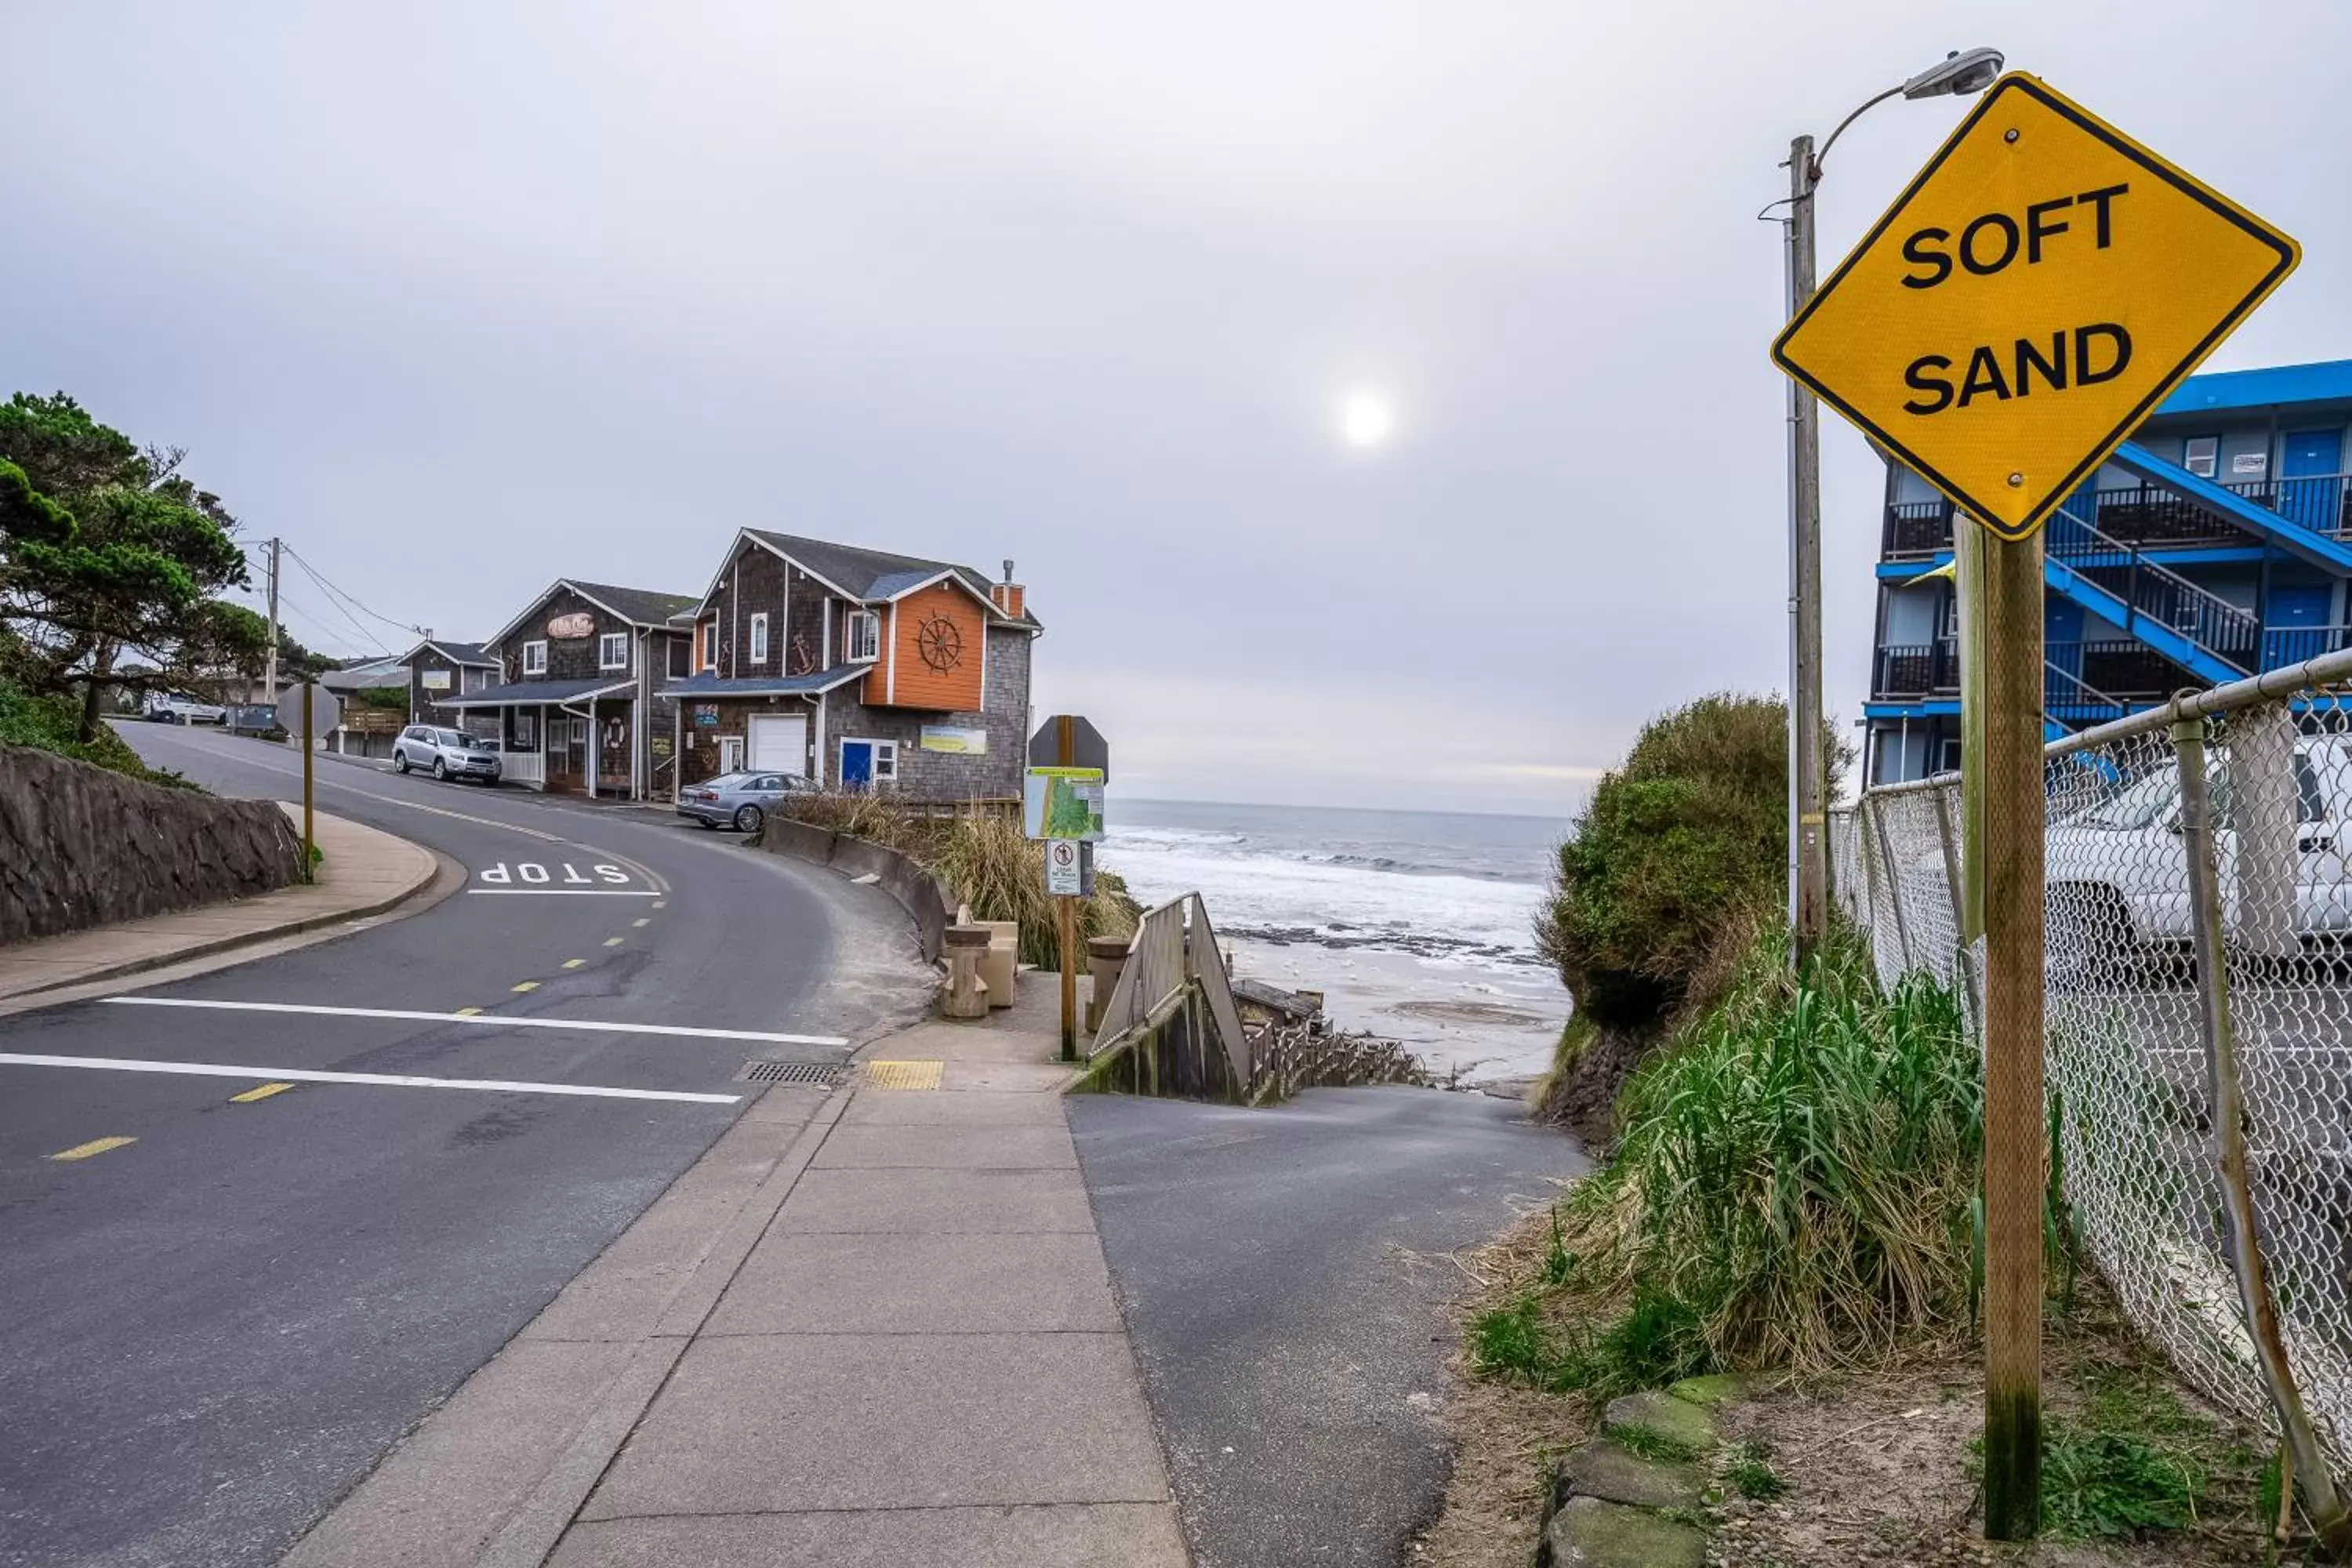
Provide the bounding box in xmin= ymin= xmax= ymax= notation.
xmin=1091 ymin=898 xmax=1185 ymax=1051
xmin=1087 ymin=893 xmax=1251 ymax=1093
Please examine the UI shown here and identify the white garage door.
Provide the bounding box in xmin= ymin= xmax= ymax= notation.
xmin=747 ymin=713 xmax=808 ymax=775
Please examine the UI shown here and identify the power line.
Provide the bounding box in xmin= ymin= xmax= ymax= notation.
xmin=274 ymin=591 xmax=379 ymax=661
xmin=280 ymin=543 xmax=426 ymax=643
xmin=286 ymin=554 xmax=392 ymax=657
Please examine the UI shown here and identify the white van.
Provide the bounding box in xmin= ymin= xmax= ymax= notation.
xmin=142 ymin=691 xmax=228 ymax=724
xmin=2045 ymin=734 xmax=2352 ymax=954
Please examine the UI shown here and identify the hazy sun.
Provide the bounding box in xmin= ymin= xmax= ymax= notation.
xmin=1338 ymin=390 xmax=1395 ymax=450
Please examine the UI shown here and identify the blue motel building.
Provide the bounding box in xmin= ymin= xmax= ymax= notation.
xmin=1865 ymin=358 xmax=2352 ymax=783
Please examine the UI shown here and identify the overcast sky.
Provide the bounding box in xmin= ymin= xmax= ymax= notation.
xmin=5 ymin=2 xmax=2346 ymax=814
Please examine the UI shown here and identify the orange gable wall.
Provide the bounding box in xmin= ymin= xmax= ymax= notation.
xmin=862 ymin=583 xmax=986 ymax=710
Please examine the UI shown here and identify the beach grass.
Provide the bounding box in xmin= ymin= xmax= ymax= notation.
xmin=779 ymin=794 xmax=1137 ymax=967
xmin=1479 ymin=927 xmax=1981 ymax=1393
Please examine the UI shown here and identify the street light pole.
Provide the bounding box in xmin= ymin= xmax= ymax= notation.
xmin=1777 ymin=48 xmax=2005 ymax=966
xmin=1785 ymin=136 xmax=1827 ymax=962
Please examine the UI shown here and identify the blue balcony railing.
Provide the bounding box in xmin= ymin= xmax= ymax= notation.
xmin=1873 ymin=639 xmax=1957 ymax=698
xmin=1883 ymin=473 xmax=2352 ymax=561
xmin=2262 ymin=623 xmax=2352 ymax=671
xmin=2078 ymin=472 xmax=2352 ymax=546
xmin=1882 ymin=499 xmax=1955 ymax=558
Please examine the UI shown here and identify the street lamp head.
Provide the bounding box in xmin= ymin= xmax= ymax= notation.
xmin=1902 ymin=47 xmax=2005 ymax=100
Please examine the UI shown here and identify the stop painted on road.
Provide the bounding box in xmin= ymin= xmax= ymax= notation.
xmin=470 ymin=861 xmax=655 ymax=895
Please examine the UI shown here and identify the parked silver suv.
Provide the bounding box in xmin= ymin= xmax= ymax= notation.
xmin=393 ymin=725 xmax=502 ymax=784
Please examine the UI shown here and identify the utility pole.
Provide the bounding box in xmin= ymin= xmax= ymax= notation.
xmin=263 ymin=536 xmax=282 ymax=710
xmin=1784 ymin=136 xmax=1828 ymax=962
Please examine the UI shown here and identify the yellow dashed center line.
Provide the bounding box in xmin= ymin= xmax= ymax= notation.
xmin=454 ymin=1006 xmax=483 ymax=1016
xmin=49 ymin=1136 xmax=136 ymax=1161
xmin=512 ymin=982 xmax=539 ymax=994
xmin=229 ymin=1082 xmax=296 ymax=1103
xmin=603 ymin=938 xmax=624 ymax=948
xmin=562 ymin=959 xmax=586 ymax=970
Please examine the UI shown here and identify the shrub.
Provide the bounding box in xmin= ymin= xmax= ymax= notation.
xmin=0 ymin=677 xmax=196 ymax=787
xmin=1537 ymin=692 xmax=1789 ymax=1032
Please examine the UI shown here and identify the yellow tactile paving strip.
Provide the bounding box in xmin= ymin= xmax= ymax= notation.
xmin=863 ymin=1060 xmax=943 ymax=1091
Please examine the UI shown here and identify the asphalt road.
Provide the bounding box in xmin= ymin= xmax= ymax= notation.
xmin=1069 ymin=1085 xmax=1588 ymax=1568
xmin=0 ymin=723 xmax=929 ymax=1568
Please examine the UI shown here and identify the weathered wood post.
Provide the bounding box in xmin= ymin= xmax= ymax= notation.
xmin=1054 ymin=716 xmax=1078 ymax=1061
xmin=1979 ymin=526 xmax=2044 ymax=1540
xmin=301 ymin=681 xmax=316 ymax=883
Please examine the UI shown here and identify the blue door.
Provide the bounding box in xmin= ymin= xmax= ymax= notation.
xmin=2280 ymin=428 xmax=2346 ymax=535
xmin=840 ymin=740 xmax=873 ymax=791
xmin=2264 ymin=583 xmax=2336 ymax=670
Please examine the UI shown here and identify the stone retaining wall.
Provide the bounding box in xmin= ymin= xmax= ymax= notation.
xmin=757 ymin=818 xmax=954 ymax=962
xmin=0 ymin=745 xmax=305 ymax=944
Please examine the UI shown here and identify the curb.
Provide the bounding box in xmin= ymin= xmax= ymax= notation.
xmin=0 ymin=824 xmax=452 ymax=1004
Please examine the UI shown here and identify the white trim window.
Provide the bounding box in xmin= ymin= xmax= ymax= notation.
xmin=749 ymin=612 xmax=770 ymax=665
xmin=2183 ymin=434 xmax=2220 ymax=479
xmin=514 ymin=712 xmax=537 ymax=749
xmin=522 ymin=641 xmax=548 ymax=676
xmin=599 ymin=632 xmax=630 ymax=671
xmin=846 ymin=609 xmax=880 ymax=662
xmin=699 ymin=621 xmax=717 ymax=670
xmin=462 ymin=666 xmax=488 ymax=693
xmin=874 ymin=739 xmax=898 ymax=782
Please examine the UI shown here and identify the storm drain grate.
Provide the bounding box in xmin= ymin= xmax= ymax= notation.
xmin=735 ymin=1059 xmax=847 ymax=1087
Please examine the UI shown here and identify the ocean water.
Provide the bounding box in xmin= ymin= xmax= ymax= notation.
xmin=1097 ymin=799 xmax=1575 ymax=1083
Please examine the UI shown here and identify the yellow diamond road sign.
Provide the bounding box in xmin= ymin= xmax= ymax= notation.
xmin=1772 ymin=73 xmax=2299 ymax=541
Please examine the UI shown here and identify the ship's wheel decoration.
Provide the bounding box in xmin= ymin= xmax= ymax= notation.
xmin=915 ymin=615 xmax=964 ymax=673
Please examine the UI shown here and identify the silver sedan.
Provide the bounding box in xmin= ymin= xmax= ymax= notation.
xmin=675 ymin=771 xmax=813 ymax=832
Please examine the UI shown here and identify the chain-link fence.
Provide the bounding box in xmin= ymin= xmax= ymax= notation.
xmin=1847 ymin=652 xmax=2352 ymax=1479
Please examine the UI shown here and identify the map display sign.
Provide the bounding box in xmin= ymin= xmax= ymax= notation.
xmin=1025 ymin=766 xmax=1105 ymax=841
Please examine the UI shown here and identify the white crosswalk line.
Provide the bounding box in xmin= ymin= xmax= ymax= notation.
xmin=103 ymin=996 xmax=848 ymax=1047
xmin=0 ymin=1053 xmax=741 ymax=1105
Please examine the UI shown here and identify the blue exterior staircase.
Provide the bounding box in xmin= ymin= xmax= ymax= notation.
xmin=2042 ymin=504 xmax=2255 ymax=687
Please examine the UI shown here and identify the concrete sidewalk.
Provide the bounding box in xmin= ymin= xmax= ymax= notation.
xmin=279 ymin=976 xmax=1189 ymax=1568
xmin=0 ymin=806 xmax=441 ymax=1004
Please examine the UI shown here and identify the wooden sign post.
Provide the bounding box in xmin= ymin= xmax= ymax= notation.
xmin=300 ymin=681 xmax=316 ymax=881
xmin=1976 ymin=525 xmax=2045 ymax=1534
xmin=1028 ymin=716 xmax=1110 ymax=1063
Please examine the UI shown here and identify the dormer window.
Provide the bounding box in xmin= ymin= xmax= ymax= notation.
xmin=847 ymin=610 xmax=880 ymax=662
xmin=599 ymin=632 xmax=630 ymax=671
xmin=522 ymin=641 xmax=548 ymax=676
